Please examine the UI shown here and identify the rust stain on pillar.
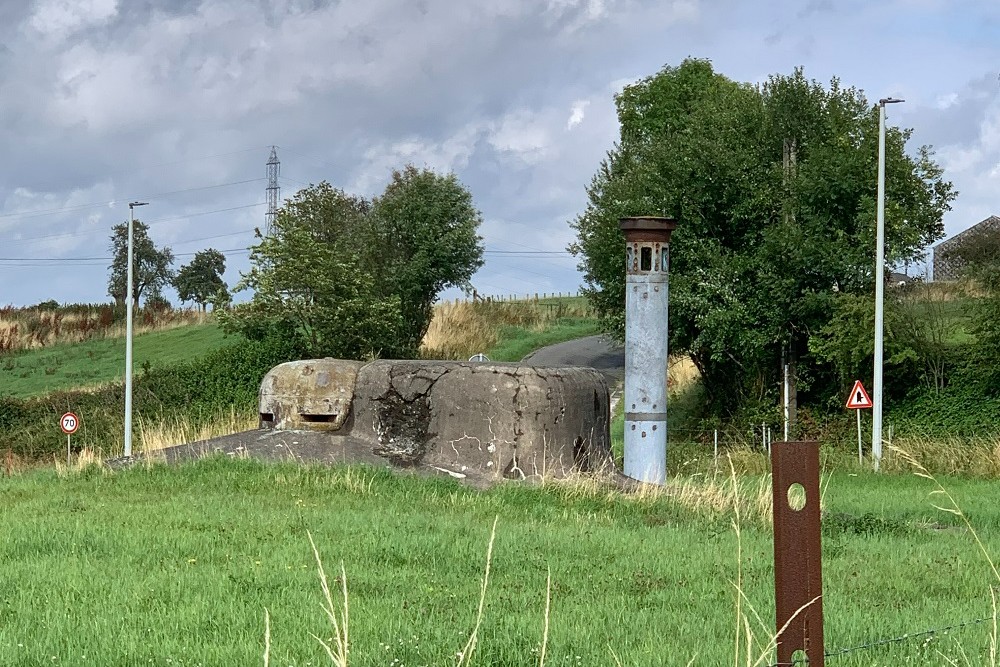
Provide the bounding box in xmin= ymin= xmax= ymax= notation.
xmin=772 ymin=440 xmax=824 ymax=666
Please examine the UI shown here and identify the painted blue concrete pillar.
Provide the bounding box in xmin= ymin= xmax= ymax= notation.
xmin=620 ymin=216 xmax=678 ymax=485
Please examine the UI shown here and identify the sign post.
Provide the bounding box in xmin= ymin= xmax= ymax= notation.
xmin=60 ymin=412 xmax=80 ymax=466
xmin=844 ymin=381 xmax=873 ymax=465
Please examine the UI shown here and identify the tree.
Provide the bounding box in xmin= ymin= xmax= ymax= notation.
xmin=107 ymin=220 xmax=175 ymax=309
xmin=938 ymin=226 xmax=1000 ymax=392
xmin=367 ymin=166 xmax=485 ymax=354
xmin=570 ymin=59 xmax=955 ymax=416
xmin=223 ymin=187 xmax=406 ymax=360
xmin=227 ymin=171 xmax=484 ymax=359
xmin=173 ymin=249 xmax=229 ymax=311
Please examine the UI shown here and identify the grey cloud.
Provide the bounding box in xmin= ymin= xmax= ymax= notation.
xmin=905 ymin=72 xmax=1000 ymax=149
xmin=4 ymin=0 xmax=1000 ymax=306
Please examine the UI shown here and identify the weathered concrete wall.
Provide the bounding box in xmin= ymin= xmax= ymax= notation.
xmin=258 ymin=359 xmax=613 ymax=481
xmin=259 ymin=359 xmax=364 ymax=431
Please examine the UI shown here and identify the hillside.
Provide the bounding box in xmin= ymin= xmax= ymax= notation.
xmin=1 ymin=323 xmax=235 ymax=398
xmin=0 ymin=298 xmax=602 ymax=461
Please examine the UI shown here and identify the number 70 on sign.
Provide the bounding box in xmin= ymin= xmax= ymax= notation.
xmin=60 ymin=412 xmax=80 ymax=466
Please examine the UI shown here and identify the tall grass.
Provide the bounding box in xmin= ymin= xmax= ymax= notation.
xmin=420 ymin=298 xmax=593 ymax=360
xmin=7 ymin=457 xmax=1000 ymax=664
xmin=0 ymin=303 xmax=209 ymax=355
xmin=137 ymin=406 xmax=259 ymax=453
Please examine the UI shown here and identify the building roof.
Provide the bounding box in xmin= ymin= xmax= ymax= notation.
xmin=933 ymin=215 xmax=1000 ymax=281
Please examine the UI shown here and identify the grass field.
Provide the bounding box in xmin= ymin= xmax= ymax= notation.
xmin=0 ymin=458 xmax=997 ymax=666
xmin=1 ymin=323 xmax=234 ymax=398
xmin=421 ymin=298 xmax=596 ymax=361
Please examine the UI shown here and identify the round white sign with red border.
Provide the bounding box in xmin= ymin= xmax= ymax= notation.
xmin=60 ymin=412 xmax=80 ymax=435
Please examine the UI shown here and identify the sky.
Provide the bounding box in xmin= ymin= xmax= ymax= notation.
xmin=1 ymin=0 xmax=998 ymax=306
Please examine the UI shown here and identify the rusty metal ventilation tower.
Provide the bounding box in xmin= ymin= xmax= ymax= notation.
xmin=620 ymin=215 xmax=678 ymax=485
xmin=265 ymin=146 xmax=280 ymax=235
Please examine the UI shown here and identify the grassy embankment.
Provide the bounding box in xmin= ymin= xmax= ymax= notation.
xmin=0 ymin=297 xmax=601 ymax=459
xmin=2 ymin=323 xmax=230 ymax=398
xmin=1 ymin=457 xmax=998 ymax=666
xmin=421 ymin=296 xmax=599 ymax=362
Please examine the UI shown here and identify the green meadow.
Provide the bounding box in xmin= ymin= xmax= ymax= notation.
xmin=1 ymin=457 xmax=997 ymax=666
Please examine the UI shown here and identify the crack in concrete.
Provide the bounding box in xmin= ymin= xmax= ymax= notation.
xmin=371 ymin=365 xmax=454 ymax=465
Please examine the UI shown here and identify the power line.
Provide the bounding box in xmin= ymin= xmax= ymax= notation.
xmin=0 ymin=246 xmax=252 ymax=264
xmin=145 ymin=203 xmax=265 ymax=226
xmin=0 ymin=243 xmax=574 ymax=264
xmin=0 ymin=178 xmax=266 ymax=223
xmin=278 ymin=175 xmax=314 ymax=188
xmin=125 ymin=146 xmax=271 ymax=173
xmin=171 ymin=229 xmax=257 ymax=246
xmin=3 ymin=202 xmax=265 ymax=247
xmin=274 ymin=146 xmax=339 ymax=171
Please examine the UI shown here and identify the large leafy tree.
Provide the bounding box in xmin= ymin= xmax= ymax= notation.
xmin=172 ymin=248 xmax=229 ymax=311
xmin=366 ymin=166 xmax=485 ymax=354
xmin=225 ymin=192 xmax=405 ymax=360
xmin=228 ymin=170 xmax=483 ymax=359
xmin=107 ymin=220 xmax=175 ymax=309
xmin=570 ymin=59 xmax=955 ymax=415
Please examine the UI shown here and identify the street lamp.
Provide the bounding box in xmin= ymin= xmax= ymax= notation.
xmin=124 ymin=201 xmax=148 ymax=459
xmin=873 ymin=97 xmax=904 ymax=471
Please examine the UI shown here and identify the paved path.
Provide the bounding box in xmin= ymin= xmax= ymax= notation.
xmin=521 ymin=334 xmax=624 ymax=383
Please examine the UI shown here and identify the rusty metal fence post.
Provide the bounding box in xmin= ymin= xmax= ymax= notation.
xmin=772 ymin=440 xmax=824 ymax=666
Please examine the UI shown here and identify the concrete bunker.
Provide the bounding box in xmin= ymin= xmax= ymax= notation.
xmin=258 ymin=359 xmax=613 ymax=481
xmin=259 ymin=359 xmax=363 ymax=431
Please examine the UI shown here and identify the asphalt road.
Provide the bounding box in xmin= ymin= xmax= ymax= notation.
xmin=521 ymin=334 xmax=624 ymax=383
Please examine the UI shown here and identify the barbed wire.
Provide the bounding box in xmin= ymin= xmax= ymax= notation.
xmin=768 ymin=615 xmax=994 ymax=665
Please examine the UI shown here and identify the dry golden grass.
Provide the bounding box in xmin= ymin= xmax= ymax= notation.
xmin=137 ymin=407 xmax=258 ymax=453
xmin=544 ymin=459 xmax=776 ymax=525
xmin=420 ymin=299 xmax=590 ymax=360
xmin=0 ymin=307 xmax=209 ymax=354
xmin=669 ymin=355 xmax=701 ymax=392
xmin=879 ymin=435 xmax=1000 ymax=477
xmin=54 ymin=447 xmax=105 ymax=477
xmin=2 ymin=449 xmax=26 ymax=477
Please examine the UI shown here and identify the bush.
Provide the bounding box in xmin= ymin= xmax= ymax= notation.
xmin=0 ymin=335 xmax=305 ymax=460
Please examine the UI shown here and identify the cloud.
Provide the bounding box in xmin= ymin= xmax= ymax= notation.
xmin=25 ymin=0 xmax=119 ymax=41
xmin=351 ymin=123 xmax=486 ymax=195
xmin=566 ymin=100 xmax=590 ymax=129
xmin=2 ymin=0 xmax=1000 ymax=305
xmin=488 ymin=111 xmax=552 ymax=164
xmin=935 ymin=92 xmax=959 ymax=109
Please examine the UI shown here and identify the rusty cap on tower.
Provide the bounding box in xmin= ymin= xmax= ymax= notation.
xmin=619 ymin=216 xmax=678 ymax=243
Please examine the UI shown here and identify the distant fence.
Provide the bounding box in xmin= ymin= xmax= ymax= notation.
xmin=466 ymin=291 xmax=585 ymax=303
xmin=435 ymin=292 xmax=594 ymax=316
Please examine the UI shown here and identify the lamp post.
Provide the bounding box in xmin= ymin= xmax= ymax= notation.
xmin=124 ymin=201 xmax=148 ymax=459
xmin=872 ymin=97 xmax=903 ymax=471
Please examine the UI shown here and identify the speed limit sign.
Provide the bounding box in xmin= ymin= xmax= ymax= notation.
xmin=60 ymin=412 xmax=80 ymax=435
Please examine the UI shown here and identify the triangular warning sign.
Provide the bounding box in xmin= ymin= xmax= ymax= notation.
xmin=845 ymin=380 xmax=873 ymax=409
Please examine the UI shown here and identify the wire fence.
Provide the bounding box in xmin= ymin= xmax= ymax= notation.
xmin=767 ymin=614 xmax=994 ymax=665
